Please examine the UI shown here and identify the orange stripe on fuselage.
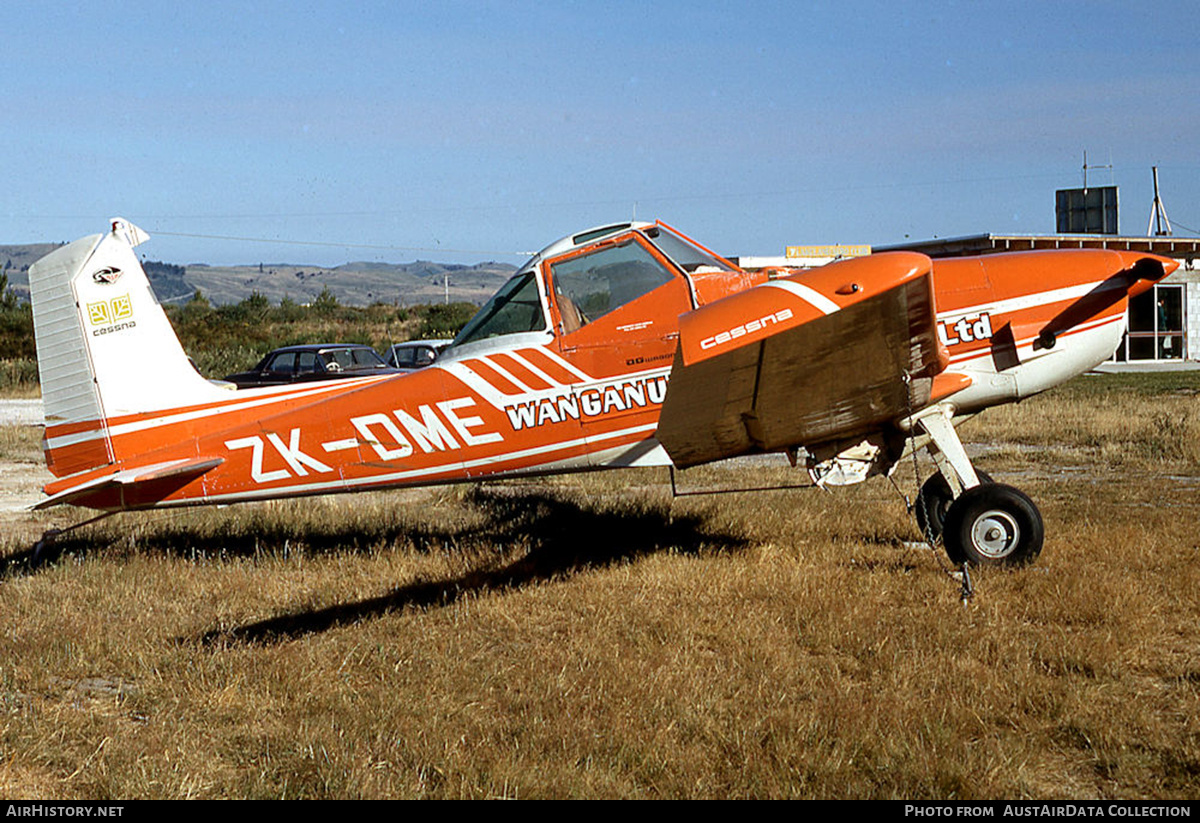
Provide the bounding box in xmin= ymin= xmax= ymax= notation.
xmin=43 ymin=374 xmax=410 ymax=481
xmin=517 ymin=347 xmax=587 ymax=385
xmin=43 ymin=375 xmax=393 ymax=440
xmin=458 ymin=358 xmax=525 ymax=396
xmin=487 ymin=352 xmax=555 ymax=391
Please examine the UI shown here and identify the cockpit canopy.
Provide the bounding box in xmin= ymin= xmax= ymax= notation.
xmin=451 ymin=221 xmax=736 ymax=350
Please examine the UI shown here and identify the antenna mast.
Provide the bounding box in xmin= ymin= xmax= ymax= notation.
xmin=1081 ymin=149 xmax=1112 ymax=194
xmin=1147 ymin=166 xmax=1173 ymax=236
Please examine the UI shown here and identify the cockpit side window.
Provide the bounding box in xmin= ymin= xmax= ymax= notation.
xmin=453 ymin=272 xmax=547 ymax=346
xmin=644 ymin=225 xmax=734 ymax=273
xmin=548 ymin=239 xmax=675 ymax=332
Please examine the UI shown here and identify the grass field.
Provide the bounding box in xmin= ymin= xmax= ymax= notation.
xmin=0 ymin=372 xmax=1197 ymax=799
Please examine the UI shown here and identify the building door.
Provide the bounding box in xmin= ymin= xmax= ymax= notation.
xmin=1113 ymin=284 xmax=1185 ymax=362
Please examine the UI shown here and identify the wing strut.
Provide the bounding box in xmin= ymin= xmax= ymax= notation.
xmin=666 ymin=464 xmax=818 ymax=498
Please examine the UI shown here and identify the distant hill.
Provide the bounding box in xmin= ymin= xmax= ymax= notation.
xmin=144 ymin=260 xmax=193 ymax=303
xmin=183 ymin=260 xmax=516 ymax=307
xmin=0 ymin=242 xmax=515 ymax=307
xmin=1 ymin=243 xmax=63 ymax=300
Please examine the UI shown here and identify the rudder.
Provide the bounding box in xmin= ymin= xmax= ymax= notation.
xmin=30 ymin=219 xmax=231 ymax=477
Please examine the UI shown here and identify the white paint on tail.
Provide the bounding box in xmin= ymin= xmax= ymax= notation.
xmin=29 ymin=219 xmax=233 ymax=465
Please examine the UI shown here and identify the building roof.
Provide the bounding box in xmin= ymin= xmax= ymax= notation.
xmin=877 ymin=233 xmax=1200 ymax=260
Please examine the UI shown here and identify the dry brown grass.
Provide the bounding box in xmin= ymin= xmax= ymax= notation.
xmin=0 ymin=378 xmax=40 ymax=400
xmin=961 ymin=371 xmax=1200 ymax=471
xmin=0 ymin=372 xmax=1198 ymax=799
xmin=0 ymin=425 xmax=41 ymax=463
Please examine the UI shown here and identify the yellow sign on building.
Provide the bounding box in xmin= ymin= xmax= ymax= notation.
xmin=785 ymin=245 xmax=872 ymax=259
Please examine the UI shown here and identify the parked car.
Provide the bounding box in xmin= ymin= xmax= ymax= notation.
xmin=384 ymin=338 xmax=452 ymax=371
xmin=223 ymin=344 xmax=401 ymax=388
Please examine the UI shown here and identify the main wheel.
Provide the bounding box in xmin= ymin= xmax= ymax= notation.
xmin=914 ymin=470 xmax=992 ymax=542
xmin=941 ymin=483 xmax=1043 ymax=567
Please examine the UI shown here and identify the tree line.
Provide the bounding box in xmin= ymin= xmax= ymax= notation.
xmin=0 ymin=285 xmax=478 ymax=392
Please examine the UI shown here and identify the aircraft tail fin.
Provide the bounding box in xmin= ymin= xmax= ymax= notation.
xmin=30 ymin=219 xmax=231 ymax=478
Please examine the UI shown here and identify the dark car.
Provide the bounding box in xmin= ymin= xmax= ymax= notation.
xmin=223 ymin=344 xmax=401 ymax=388
xmin=383 ymin=338 xmax=453 ymax=371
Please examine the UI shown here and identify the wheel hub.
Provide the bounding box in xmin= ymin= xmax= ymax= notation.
xmin=970 ymin=509 xmax=1021 ymax=559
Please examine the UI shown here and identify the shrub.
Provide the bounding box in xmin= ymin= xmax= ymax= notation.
xmin=417 ymin=302 xmax=476 ymax=338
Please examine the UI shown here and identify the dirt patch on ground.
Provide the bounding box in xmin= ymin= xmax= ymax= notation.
xmin=0 ymin=399 xmax=43 ymax=427
xmin=0 ymin=412 xmax=53 ymax=545
xmin=0 ymin=459 xmax=51 ymax=514
xmin=1 ymin=462 xmax=54 ymax=546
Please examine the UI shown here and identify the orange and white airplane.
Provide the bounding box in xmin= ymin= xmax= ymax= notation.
xmin=27 ymin=218 xmax=1176 ymax=566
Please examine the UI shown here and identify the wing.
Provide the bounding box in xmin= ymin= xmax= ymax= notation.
xmin=656 ymin=252 xmax=947 ymax=468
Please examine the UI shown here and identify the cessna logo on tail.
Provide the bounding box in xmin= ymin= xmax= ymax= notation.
xmin=86 ymin=294 xmax=136 ymax=336
xmin=91 ymin=266 xmax=123 ymax=284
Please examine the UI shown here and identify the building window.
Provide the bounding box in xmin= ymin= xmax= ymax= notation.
xmin=1113 ymin=284 xmax=1185 ymax=362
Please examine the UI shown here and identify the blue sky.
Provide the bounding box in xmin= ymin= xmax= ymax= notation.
xmin=4 ymin=1 xmax=1198 ymax=267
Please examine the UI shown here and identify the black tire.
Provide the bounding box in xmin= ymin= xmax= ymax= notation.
xmin=915 ymin=470 xmax=993 ymax=542
xmin=942 ymin=483 xmax=1043 ymax=567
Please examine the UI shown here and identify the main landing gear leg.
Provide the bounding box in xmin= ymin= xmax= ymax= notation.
xmin=908 ymin=406 xmax=1044 ymax=568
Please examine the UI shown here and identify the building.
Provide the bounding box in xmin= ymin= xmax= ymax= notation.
xmin=878 ymin=234 xmax=1200 ymax=364
xmin=734 ymin=234 xmax=1200 ymax=364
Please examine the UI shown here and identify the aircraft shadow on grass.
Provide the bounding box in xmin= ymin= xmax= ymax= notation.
xmin=3 ymin=488 xmax=750 ymax=642
xmin=187 ymin=486 xmax=753 ymax=645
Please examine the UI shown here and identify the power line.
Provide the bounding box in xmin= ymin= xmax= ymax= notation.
xmin=152 ymin=230 xmax=534 ymax=257
xmin=18 ymin=168 xmax=1197 ymax=256
xmin=15 ymin=169 xmax=1084 ymax=225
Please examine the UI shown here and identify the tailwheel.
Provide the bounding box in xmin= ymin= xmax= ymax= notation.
xmin=914 ymin=470 xmax=992 ymax=542
xmin=942 ymin=483 xmax=1043 ymax=567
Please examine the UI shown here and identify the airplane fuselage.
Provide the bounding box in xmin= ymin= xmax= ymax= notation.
xmin=33 ymin=222 xmax=1172 ymax=513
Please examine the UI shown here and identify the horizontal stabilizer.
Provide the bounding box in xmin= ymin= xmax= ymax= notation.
xmin=34 ymin=457 xmax=224 ymax=511
xmin=657 ymin=254 xmax=944 ymax=468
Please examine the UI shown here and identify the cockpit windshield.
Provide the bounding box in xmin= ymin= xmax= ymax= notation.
xmin=453 ymin=272 xmax=547 ymax=347
xmin=644 ymin=225 xmax=734 ymax=273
